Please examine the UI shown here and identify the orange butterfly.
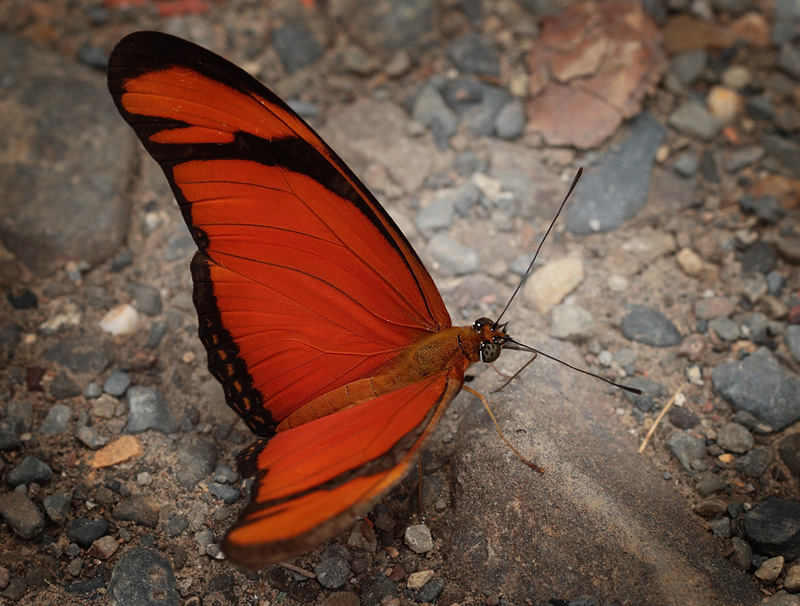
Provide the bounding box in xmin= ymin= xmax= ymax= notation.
xmin=108 ymin=31 xmax=604 ymax=568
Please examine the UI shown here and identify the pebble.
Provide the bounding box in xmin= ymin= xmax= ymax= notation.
xmin=412 ymin=84 xmax=458 ymax=145
xmin=675 ymin=247 xmax=704 ymax=277
xmin=314 ymin=557 xmax=350 ymax=589
xmin=716 ymin=422 xmax=754 ymax=454
xmin=711 ymin=348 xmax=800 ymax=430
xmin=125 ymin=386 xmax=178 ymax=434
xmin=404 ymin=524 xmax=433 ymax=554
xmin=670 ymin=49 xmax=707 ymax=86
xmin=446 ymin=33 xmax=500 ymax=77
xmin=124 ymin=282 xmax=162 ymax=317
xmin=113 ymin=495 xmax=159 ymax=528
xmin=0 ymin=491 xmax=44 ymax=538
xmin=785 ymin=563 xmax=800 ymax=592
xmin=88 ymin=535 xmax=120 ymax=560
xmin=347 ymin=519 xmax=378 ymax=552
xmin=415 ymin=577 xmax=445 ymax=602
xmin=361 ymin=575 xmax=397 ymax=606
xmin=43 ymin=491 xmax=72 ymax=524
xmin=693 ymin=471 xmax=727 ymax=497
xmin=693 ymin=296 xmax=734 ymax=320
xmin=778 ymin=434 xmax=800 ymax=478
xmin=49 ymin=372 xmax=82 ymax=399
xmin=666 ymin=431 xmax=706 ymax=472
xmin=67 ymin=517 xmax=110 ymax=548
xmin=271 ymin=24 xmax=323 ymax=74
xmin=709 ymin=317 xmax=740 ymax=341
xmin=91 ymin=394 xmax=119 ymax=419
xmin=175 ymin=436 xmax=218 ymax=488
xmin=99 ymin=303 xmax=139 ymax=335
xmin=710 ymin=517 xmax=732 ymax=539
xmin=755 ymin=555 xmax=784 ymax=584
xmin=39 ymin=403 xmax=72 ymax=435
xmin=427 ymin=233 xmax=480 ymax=276
xmin=743 ymin=498 xmax=800 ymax=559
xmin=208 ymin=483 xmax=240 ymax=504
xmin=668 ymin=101 xmax=723 ymax=141
xmin=76 ymin=424 xmax=107 ymax=450
xmin=672 ymin=151 xmax=699 ymax=177
xmin=735 ymin=448 xmax=772 ymax=478
xmin=415 ymin=194 xmax=455 ymax=231
xmin=694 ymin=497 xmax=728 ymax=517
xmin=741 ymin=241 xmax=777 ymax=275
xmin=523 ymin=257 xmax=584 ymax=314
xmin=621 ymin=304 xmax=682 ymax=347
xmin=786 ymin=325 xmax=800 ymax=363
xmin=494 ymin=100 xmax=526 ymax=140
xmin=164 ymin=513 xmax=189 ymax=537
xmin=7 ymin=456 xmax=53 ymax=486
xmin=0 ymin=420 xmax=20 ymax=451
xmin=549 ymin=304 xmax=594 ymax=341
xmin=725 ymin=146 xmax=764 ymax=172
xmin=103 ymin=368 xmax=131 ymax=397
xmin=721 ymin=65 xmax=752 ymax=88
xmin=107 ymin=548 xmax=179 ymax=606
xmin=706 ymin=86 xmax=742 ymax=123
xmin=622 ymin=377 xmax=666 ymax=413
xmin=407 ymin=570 xmax=435 ymax=590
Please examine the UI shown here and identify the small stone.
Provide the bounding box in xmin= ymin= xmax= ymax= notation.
xmin=709 ymin=317 xmax=740 ymax=342
xmin=495 ymin=100 xmax=526 ymax=140
xmin=735 ymin=448 xmax=772 ymax=478
xmin=0 ymin=492 xmax=44 ymax=538
xmin=694 ymin=297 xmax=735 ymax=319
xmin=730 ymin=536 xmax=752 ymax=570
xmin=716 ymin=422 xmax=754 ymax=454
xmin=208 ymin=483 xmax=240 ymax=504
xmin=76 ymin=424 xmax=107 ymax=450
xmin=721 ymin=65 xmax=752 ymax=89
xmin=113 ymin=495 xmax=158 ymax=528
xmin=125 ymin=386 xmax=177 ymax=434
xmin=446 ymin=33 xmax=500 ymax=77
xmin=7 ymin=456 xmax=52 ymax=486
xmin=743 ymin=498 xmax=800 ymax=559
xmin=107 ymin=548 xmax=179 ymax=605
xmin=672 ymin=151 xmax=699 ymax=177
xmin=523 ymin=257 xmax=584 ymax=314
xmin=668 ymin=101 xmax=722 ymax=141
xmin=347 ymin=519 xmax=378 ymax=552
xmin=707 ymin=86 xmax=742 ymax=123
xmin=785 ymin=563 xmax=800 ymax=592
xmin=755 ymin=555 xmax=784 ymax=584
xmin=676 ymin=247 xmax=704 ymax=276
xmin=695 ymin=497 xmax=728 ymax=517
xmin=404 ymin=524 xmax=433 ymax=554
xmin=39 ymin=403 xmax=72 ymax=435
xmin=407 ymin=569 xmax=435 ymax=590
xmin=710 ymin=517 xmax=732 ymax=539
xmin=164 ymin=513 xmax=188 ymax=537
xmin=43 ymin=491 xmax=72 ymax=524
xmin=549 ymin=304 xmax=594 ymax=341
xmin=314 ymin=557 xmax=350 ymax=589
xmin=49 ymin=372 xmax=82 ymax=399
xmin=99 ymin=303 xmax=138 ymax=335
xmin=103 ymin=369 xmax=131 ymax=397
xmin=621 ymin=304 xmax=681 ymax=347
xmin=667 ymin=431 xmax=706 ymax=472
xmin=175 ymin=435 xmax=217 ymax=488
xmin=89 ymin=435 xmax=143 ymax=469
xmin=88 ymin=535 xmax=119 ymax=560
xmin=415 ymin=194 xmax=454 ymax=232
xmin=778 ymin=434 xmax=800 ymax=478
xmin=415 ymin=577 xmax=445 ymax=602
xmin=67 ymin=517 xmax=110 ymax=548
xmin=694 ymin=471 xmax=728 ymax=497
xmin=427 ymin=234 xmax=480 ymax=276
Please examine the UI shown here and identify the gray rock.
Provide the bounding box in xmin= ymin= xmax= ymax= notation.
xmin=623 ymin=377 xmax=666 ymax=413
xmin=736 ymin=448 xmax=772 ymax=478
xmin=125 ymin=386 xmax=177 ymax=434
xmin=6 ymin=455 xmax=53 ymax=486
xmin=107 ymin=548 xmax=179 ymax=606
xmin=668 ymin=101 xmax=723 ymax=141
xmin=621 ymin=304 xmax=682 ymax=347
xmin=673 ymin=151 xmax=699 ymax=176
xmin=103 ymin=369 xmax=131 ymax=397
xmin=694 ymin=471 xmax=728 ymax=497
xmin=446 ymin=33 xmax=500 ymax=77
xmin=39 ymin=403 xmax=72 ymax=435
xmin=712 ymin=347 xmax=800 ymax=430
xmin=494 ymin=100 xmax=526 ymax=140
xmin=549 ymin=304 xmax=594 ymax=341
xmin=667 ymin=431 xmax=706 ymax=471
xmin=778 ymin=43 xmax=800 ymax=79
xmin=75 ymin=424 xmax=107 ymax=450
xmin=566 ymin=112 xmax=665 ymax=234
xmin=163 ymin=513 xmax=188 ymax=537
xmin=0 ymin=34 xmax=132 ymax=276
xmin=271 ymin=24 xmax=323 ymax=74
xmin=743 ymin=498 xmax=800 ymax=559
xmin=43 ymin=491 xmax=72 ymax=524
xmin=361 ymin=575 xmax=397 ymax=606
xmin=124 ymin=283 xmax=162 ymax=317
xmin=112 ymin=495 xmax=158 ymax=528
xmin=5 ymin=399 xmax=33 ymax=434
xmin=0 ymin=420 xmax=20 ymax=451
xmin=49 ymin=372 xmax=81 ymax=399
xmin=404 ymin=524 xmax=433 ymax=553
xmin=175 ymin=436 xmax=218 ymax=488
xmin=415 ymin=195 xmax=455 ymax=232
xmin=775 ymin=0 xmax=800 ymax=19
xmin=741 ymin=241 xmax=777 ymax=275
xmin=67 ymin=517 xmax=110 ymax=548
xmin=415 ymin=577 xmax=445 ymax=602
xmin=0 ymin=492 xmax=44 ymax=539
xmin=314 ymin=557 xmax=350 ymax=589
xmin=208 ymin=483 xmax=240 ymax=504
xmin=412 ymin=84 xmax=458 ymax=145
xmin=730 ymin=536 xmax=752 ymax=570
xmin=709 ymin=317 xmax=740 ymax=341
xmin=670 ymin=50 xmax=707 ymax=86
xmin=42 ymin=335 xmax=113 ymax=374
xmin=778 ymin=434 xmax=800 ymax=478
xmin=346 ymin=0 xmax=435 ymax=53
xmin=763 ymin=135 xmax=800 ymax=179
xmin=716 ymin=422 xmax=754 ymax=454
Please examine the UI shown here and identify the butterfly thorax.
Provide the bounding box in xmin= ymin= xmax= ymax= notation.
xmin=275 ymin=319 xmax=508 ymax=432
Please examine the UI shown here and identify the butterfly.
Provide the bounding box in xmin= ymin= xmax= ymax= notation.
xmin=107 ymin=31 xmax=611 ymax=568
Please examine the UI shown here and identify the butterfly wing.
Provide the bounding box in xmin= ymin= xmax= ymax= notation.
xmin=227 ymin=371 xmax=461 ymax=567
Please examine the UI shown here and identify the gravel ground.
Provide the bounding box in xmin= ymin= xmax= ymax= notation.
xmin=1 ymin=0 xmax=800 ymax=604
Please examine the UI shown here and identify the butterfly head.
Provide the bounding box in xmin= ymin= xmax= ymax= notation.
xmin=473 ymin=317 xmax=509 ymax=363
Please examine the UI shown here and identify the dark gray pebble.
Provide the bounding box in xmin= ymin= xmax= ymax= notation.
xmin=48 ymin=372 xmax=81 ymax=399
xmin=621 ymin=304 xmax=682 ymax=347
xmin=7 ymin=455 xmax=52 ymax=486
xmin=415 ymin=577 xmax=445 ymax=603
xmin=175 ymin=436 xmax=218 ymax=488
xmin=314 ymin=557 xmax=350 ymax=589
xmin=673 ymin=150 xmax=699 ymax=176
xmin=76 ymin=424 xmax=107 ymax=450
xmin=124 ymin=282 xmax=162 ymax=317
xmin=670 ymin=49 xmax=706 ymax=86
xmin=67 ymin=517 xmax=110 ymax=548
xmin=731 ymin=536 xmax=752 ymax=570
xmin=446 ymin=33 xmax=500 ymax=77
xmin=208 ymin=483 xmax=240 ymax=504
xmin=0 ymin=491 xmax=44 ymax=538
xmin=743 ymin=498 xmax=800 ymax=559
xmin=785 ymin=325 xmax=800 ymax=363
xmin=736 ymin=448 xmax=772 ymax=478
xmin=495 ymin=100 xmax=526 ymax=140
xmin=39 ymin=403 xmax=72 ymax=435
xmin=103 ymin=369 xmax=131 ymax=397
xmin=709 ymin=316 xmax=740 ymax=341
xmin=145 ymin=320 xmax=168 ymax=349
xmin=213 ymin=464 xmax=237 ymax=484
xmin=42 ymin=335 xmax=112 ymax=375
xmin=67 ymin=576 xmax=106 ymax=597
xmin=272 ymin=24 xmax=323 ymax=74
xmin=1 ymin=576 xmax=26 ymax=601
xmin=668 ymin=101 xmax=722 ymax=141
xmin=666 ymin=431 xmax=706 ymax=472
xmin=716 ymin=422 xmax=754 ymax=454
xmin=113 ymin=495 xmax=158 ymax=528
xmin=125 ymin=386 xmax=178 ymax=434
xmin=361 ymin=575 xmax=397 ymax=606
xmin=712 ymin=347 xmax=800 ymax=430
xmin=107 ymin=548 xmax=179 ymax=606
xmin=741 ymin=241 xmax=777 ymax=275
xmin=163 ymin=513 xmax=189 ymax=537
xmin=0 ymin=420 xmax=20 ymax=450
xmin=668 ymin=406 xmax=700 ymax=430
xmin=778 ymin=434 xmax=800 ymax=478
xmin=694 ymin=471 xmax=728 ymax=497
xmin=43 ymin=491 xmax=72 ymax=524
xmin=622 ymin=376 xmax=666 ymax=412
xmin=710 ymin=517 xmax=732 ymax=539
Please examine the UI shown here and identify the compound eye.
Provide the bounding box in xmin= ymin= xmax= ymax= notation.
xmin=473 ymin=317 xmax=493 ymax=330
xmin=480 ymin=341 xmax=501 ymax=363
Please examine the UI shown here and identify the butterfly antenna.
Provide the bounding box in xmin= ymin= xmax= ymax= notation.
xmin=493 ymin=168 xmax=583 ymax=329
xmin=503 ymin=338 xmax=641 ymax=394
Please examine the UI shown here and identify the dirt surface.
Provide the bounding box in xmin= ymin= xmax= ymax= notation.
xmin=1 ymin=0 xmax=800 ymax=605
